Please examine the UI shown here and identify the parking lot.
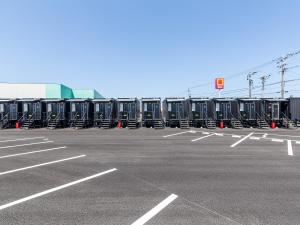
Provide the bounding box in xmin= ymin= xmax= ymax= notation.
xmin=0 ymin=128 xmax=300 ymax=225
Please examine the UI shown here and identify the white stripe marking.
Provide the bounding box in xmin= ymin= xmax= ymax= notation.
xmin=296 ymin=141 xmax=300 ymax=144
xmin=262 ymin=133 xmax=268 ymax=138
xmin=271 ymin=139 xmax=284 ymax=143
xmin=214 ymin=133 xmax=224 ymax=136
xmin=232 ymin=135 xmax=241 ymax=138
xmin=230 ymin=133 xmax=253 ymax=148
xmin=202 ymin=132 xmax=210 ymax=135
xmin=287 ymin=140 xmax=293 ymax=156
xmin=0 ymin=168 xmax=117 ymax=210
xmin=0 ymin=146 xmax=67 ymax=159
xmin=191 ymin=134 xmax=215 ymax=142
xmin=131 ymin=194 xmax=178 ymax=225
xmin=0 ymin=155 xmax=85 ymax=176
xmin=249 ymin=137 xmax=260 ymax=140
xmin=163 ymin=131 xmax=192 ymax=138
xmin=0 ymin=137 xmax=45 ymax=143
xmin=0 ymin=141 xmax=53 ymax=150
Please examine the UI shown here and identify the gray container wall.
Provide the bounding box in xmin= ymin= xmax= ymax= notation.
xmin=290 ymin=98 xmax=300 ymax=120
xmin=142 ymin=100 xmax=162 ymax=121
xmin=94 ymin=100 xmax=117 ymax=121
xmin=163 ymin=99 xmax=189 ymax=121
xmin=117 ymin=99 xmax=140 ymax=121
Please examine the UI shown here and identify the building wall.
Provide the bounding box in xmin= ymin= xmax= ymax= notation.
xmin=0 ymin=83 xmax=46 ymax=98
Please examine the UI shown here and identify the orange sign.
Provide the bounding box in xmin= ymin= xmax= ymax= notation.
xmin=215 ymin=78 xmax=224 ymax=90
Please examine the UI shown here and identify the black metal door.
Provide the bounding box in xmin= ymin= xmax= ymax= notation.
xmin=154 ymin=103 xmax=160 ymax=119
xmin=58 ymin=103 xmax=65 ymax=120
xmin=128 ymin=103 xmax=136 ymax=120
xmin=9 ymin=104 xmax=18 ymax=120
xmin=81 ymin=103 xmax=88 ymax=120
xmin=272 ymin=103 xmax=279 ymax=120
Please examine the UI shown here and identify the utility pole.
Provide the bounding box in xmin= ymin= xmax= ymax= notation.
xmin=260 ymin=74 xmax=271 ymax=98
xmin=276 ymin=50 xmax=300 ymax=98
xmin=188 ymin=88 xmax=191 ymax=98
xmin=247 ymin=72 xmax=257 ymax=98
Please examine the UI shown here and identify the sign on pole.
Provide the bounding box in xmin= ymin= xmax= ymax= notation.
xmin=215 ymin=78 xmax=224 ymax=98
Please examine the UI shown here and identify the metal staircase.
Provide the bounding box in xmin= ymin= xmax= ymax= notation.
xmin=231 ymin=118 xmax=243 ymax=129
xmin=205 ymin=118 xmax=216 ymax=129
xmin=101 ymin=119 xmax=112 ymax=129
xmin=21 ymin=114 xmax=35 ymax=129
xmin=154 ymin=120 xmax=164 ymax=129
xmin=180 ymin=119 xmax=189 ymax=129
xmin=257 ymin=119 xmax=269 ymax=129
xmin=47 ymin=114 xmax=61 ymax=130
xmin=281 ymin=113 xmax=297 ymax=129
xmin=0 ymin=113 xmax=10 ymax=129
xmin=128 ymin=119 xmax=138 ymax=129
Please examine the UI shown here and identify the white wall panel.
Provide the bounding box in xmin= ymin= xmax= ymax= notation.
xmin=0 ymin=83 xmax=46 ymax=98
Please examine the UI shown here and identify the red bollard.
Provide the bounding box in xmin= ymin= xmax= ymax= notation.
xmin=271 ymin=121 xmax=276 ymax=129
xmin=15 ymin=122 xmax=20 ymax=129
xmin=117 ymin=121 xmax=122 ymax=128
xmin=220 ymin=121 xmax=224 ymax=129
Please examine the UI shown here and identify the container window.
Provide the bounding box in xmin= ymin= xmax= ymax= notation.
xmin=144 ymin=103 xmax=147 ymax=111
xmin=216 ymin=103 xmax=220 ymax=112
xmin=168 ymin=103 xmax=171 ymax=111
xmin=120 ymin=103 xmax=123 ymax=112
xmin=47 ymin=103 xmax=52 ymax=112
xmin=240 ymin=103 xmax=244 ymax=111
xmin=0 ymin=104 xmax=4 ymax=113
xmin=95 ymin=103 xmax=100 ymax=112
xmin=71 ymin=103 xmax=76 ymax=112
xmin=23 ymin=103 xmax=28 ymax=112
xmin=192 ymin=103 xmax=195 ymax=112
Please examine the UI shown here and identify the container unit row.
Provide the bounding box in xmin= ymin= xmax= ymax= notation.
xmin=0 ymin=97 xmax=300 ymax=129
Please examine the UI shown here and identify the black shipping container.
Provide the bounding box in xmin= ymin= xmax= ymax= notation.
xmin=93 ymin=98 xmax=117 ymax=128
xmin=289 ymin=97 xmax=300 ymax=122
xmin=68 ymin=99 xmax=93 ymax=128
xmin=163 ymin=98 xmax=189 ymax=128
xmin=117 ymin=98 xmax=140 ymax=128
xmin=141 ymin=98 xmax=163 ymax=128
xmin=238 ymin=98 xmax=262 ymax=127
xmin=18 ymin=99 xmax=45 ymax=128
xmin=0 ymin=99 xmax=21 ymax=129
xmin=188 ymin=98 xmax=215 ymax=128
xmin=43 ymin=99 xmax=68 ymax=129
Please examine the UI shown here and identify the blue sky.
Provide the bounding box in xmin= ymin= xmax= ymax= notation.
xmin=0 ymin=0 xmax=300 ymax=98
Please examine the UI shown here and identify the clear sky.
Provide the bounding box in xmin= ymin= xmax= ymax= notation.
xmin=0 ymin=0 xmax=300 ymax=98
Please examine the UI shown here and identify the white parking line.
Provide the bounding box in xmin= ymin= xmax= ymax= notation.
xmin=262 ymin=133 xmax=268 ymax=138
xmin=131 ymin=194 xmax=178 ymax=225
xmin=0 ymin=137 xmax=46 ymax=143
xmin=214 ymin=133 xmax=224 ymax=136
xmin=0 ymin=168 xmax=117 ymax=210
xmin=0 ymin=155 xmax=85 ymax=176
xmin=249 ymin=137 xmax=260 ymax=140
xmin=163 ymin=131 xmax=192 ymax=138
xmin=296 ymin=141 xmax=300 ymax=144
xmin=232 ymin=135 xmax=241 ymax=138
xmin=230 ymin=133 xmax=253 ymax=148
xmin=271 ymin=139 xmax=284 ymax=143
xmin=0 ymin=141 xmax=53 ymax=150
xmin=191 ymin=134 xmax=215 ymax=142
xmin=0 ymin=146 xmax=67 ymax=159
xmin=202 ymin=132 xmax=210 ymax=135
xmin=287 ymin=140 xmax=293 ymax=156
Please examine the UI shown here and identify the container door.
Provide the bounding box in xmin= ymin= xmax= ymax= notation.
xmin=33 ymin=103 xmax=41 ymax=120
xmin=58 ymin=103 xmax=65 ymax=120
xmin=272 ymin=103 xmax=279 ymax=120
xmin=202 ymin=103 xmax=207 ymax=119
xmin=81 ymin=103 xmax=88 ymax=120
xmin=106 ymin=103 xmax=112 ymax=119
xmin=129 ymin=103 xmax=136 ymax=120
xmin=9 ymin=104 xmax=18 ymax=120
xmin=154 ymin=103 xmax=160 ymax=119
xmin=249 ymin=103 xmax=255 ymax=120
xmin=179 ymin=103 xmax=184 ymax=119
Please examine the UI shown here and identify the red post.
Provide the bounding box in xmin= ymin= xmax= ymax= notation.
xmin=271 ymin=121 xmax=276 ymax=129
xmin=220 ymin=121 xmax=224 ymax=129
xmin=117 ymin=120 xmax=122 ymax=128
